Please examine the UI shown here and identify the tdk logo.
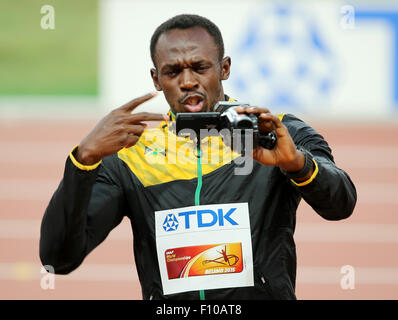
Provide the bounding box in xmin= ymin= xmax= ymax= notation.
xmin=163 ymin=208 xmax=238 ymax=232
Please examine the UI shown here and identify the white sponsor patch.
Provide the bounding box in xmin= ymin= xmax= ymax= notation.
xmin=155 ymin=202 xmax=254 ymax=295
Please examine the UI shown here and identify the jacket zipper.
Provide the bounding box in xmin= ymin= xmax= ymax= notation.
xmin=195 ymin=145 xmax=202 ymax=208
xmin=195 ymin=144 xmax=205 ymax=301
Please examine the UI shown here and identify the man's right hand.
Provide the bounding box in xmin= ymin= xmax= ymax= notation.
xmin=75 ymin=92 xmax=167 ymax=165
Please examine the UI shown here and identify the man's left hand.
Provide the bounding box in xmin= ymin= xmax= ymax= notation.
xmin=235 ymin=106 xmax=312 ymax=179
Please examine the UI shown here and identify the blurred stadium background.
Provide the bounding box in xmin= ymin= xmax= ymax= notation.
xmin=1 ymin=0 xmax=398 ymax=299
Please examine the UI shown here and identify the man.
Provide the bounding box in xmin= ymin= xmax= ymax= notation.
xmin=40 ymin=14 xmax=357 ymax=300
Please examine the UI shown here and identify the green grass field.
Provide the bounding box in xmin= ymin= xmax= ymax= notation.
xmin=0 ymin=0 xmax=98 ymax=96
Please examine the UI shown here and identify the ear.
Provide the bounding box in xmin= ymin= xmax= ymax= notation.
xmin=150 ymin=68 xmax=162 ymax=91
xmin=220 ymin=56 xmax=231 ymax=81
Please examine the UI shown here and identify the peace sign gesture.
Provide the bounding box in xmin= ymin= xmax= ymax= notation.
xmin=75 ymin=92 xmax=168 ymax=165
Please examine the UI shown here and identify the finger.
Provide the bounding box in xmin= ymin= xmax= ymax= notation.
xmin=122 ymin=124 xmax=147 ymax=148
xmin=126 ymin=124 xmax=147 ymax=136
xmin=126 ymin=111 xmax=168 ymax=123
xmin=252 ymin=146 xmax=276 ymax=166
xmin=258 ymin=114 xmax=275 ymax=132
xmin=124 ymin=134 xmax=140 ymax=148
xmin=234 ymin=105 xmax=249 ymax=113
xmin=119 ymin=92 xmax=158 ymax=112
xmin=259 ymin=113 xmax=287 ymax=136
xmin=235 ymin=106 xmax=271 ymax=115
xmin=259 ymin=113 xmax=282 ymax=127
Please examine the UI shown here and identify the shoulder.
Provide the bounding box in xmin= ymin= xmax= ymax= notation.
xmin=278 ymin=113 xmax=314 ymax=136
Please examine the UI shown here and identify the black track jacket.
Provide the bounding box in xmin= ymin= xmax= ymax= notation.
xmin=40 ymin=111 xmax=357 ymax=300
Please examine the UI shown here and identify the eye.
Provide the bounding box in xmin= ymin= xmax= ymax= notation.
xmin=164 ymin=70 xmax=177 ymax=76
xmin=163 ymin=68 xmax=180 ymax=77
xmin=194 ymin=65 xmax=210 ymax=73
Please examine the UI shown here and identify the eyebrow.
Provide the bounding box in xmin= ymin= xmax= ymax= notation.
xmin=161 ymin=59 xmax=209 ymax=71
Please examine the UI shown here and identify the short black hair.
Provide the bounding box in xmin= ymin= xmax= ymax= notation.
xmin=150 ymin=14 xmax=225 ymax=67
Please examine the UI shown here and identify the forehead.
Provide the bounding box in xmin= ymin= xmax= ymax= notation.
xmin=154 ymin=27 xmax=219 ymax=67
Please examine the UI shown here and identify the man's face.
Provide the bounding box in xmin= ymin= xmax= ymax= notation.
xmin=151 ymin=27 xmax=231 ymax=113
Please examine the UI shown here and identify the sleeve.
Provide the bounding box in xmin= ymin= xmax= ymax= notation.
xmin=282 ymin=114 xmax=357 ymax=220
xmin=39 ymin=147 xmax=127 ymax=274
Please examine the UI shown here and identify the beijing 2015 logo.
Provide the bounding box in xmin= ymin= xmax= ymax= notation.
xmin=163 ymin=214 xmax=179 ymax=232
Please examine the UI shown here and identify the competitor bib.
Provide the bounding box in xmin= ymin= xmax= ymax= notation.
xmin=155 ymin=202 xmax=254 ymax=295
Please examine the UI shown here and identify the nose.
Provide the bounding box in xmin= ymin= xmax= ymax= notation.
xmin=179 ymin=68 xmax=199 ymax=91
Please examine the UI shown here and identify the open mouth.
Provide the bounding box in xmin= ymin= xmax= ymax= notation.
xmin=181 ymin=94 xmax=205 ymax=112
